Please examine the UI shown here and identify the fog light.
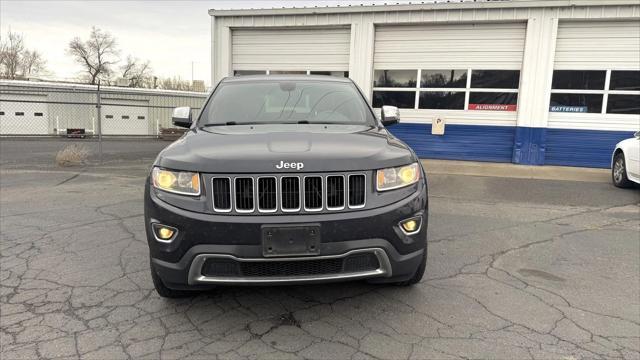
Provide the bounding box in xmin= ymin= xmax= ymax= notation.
xmin=399 ymin=217 xmax=422 ymax=235
xmin=152 ymin=224 xmax=177 ymax=242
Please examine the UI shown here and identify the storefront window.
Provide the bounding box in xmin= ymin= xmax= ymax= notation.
xmin=419 ymin=92 xmax=465 ymax=110
xmin=420 ymin=70 xmax=466 ymax=88
xmin=471 ymin=70 xmax=520 ymax=89
xmin=373 ymin=70 xmax=417 ymax=88
xmin=372 ymin=91 xmax=416 ymax=109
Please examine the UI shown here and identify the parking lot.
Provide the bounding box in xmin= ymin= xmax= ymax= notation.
xmin=1 ymin=139 xmax=639 ymax=360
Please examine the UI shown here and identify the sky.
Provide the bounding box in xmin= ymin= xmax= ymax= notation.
xmin=0 ymin=0 xmax=415 ymax=85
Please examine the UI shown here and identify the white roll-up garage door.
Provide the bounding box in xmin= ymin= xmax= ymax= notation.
xmin=374 ymin=22 xmax=526 ymax=70
xmin=101 ymin=99 xmax=149 ymax=135
xmin=555 ymin=20 xmax=640 ymax=70
xmin=0 ymin=94 xmax=49 ymax=135
xmin=232 ymin=27 xmax=350 ymax=72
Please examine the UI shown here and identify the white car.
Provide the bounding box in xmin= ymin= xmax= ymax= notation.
xmin=612 ymin=131 xmax=640 ymax=188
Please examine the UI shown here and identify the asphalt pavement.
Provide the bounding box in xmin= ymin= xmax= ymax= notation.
xmin=1 ymin=139 xmax=639 ymax=359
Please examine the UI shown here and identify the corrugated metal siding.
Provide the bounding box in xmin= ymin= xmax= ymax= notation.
xmin=232 ymin=28 xmax=351 ymax=71
xmin=388 ymin=123 xmax=516 ymax=162
xmin=545 ymin=128 xmax=634 ymax=168
xmin=555 ymin=20 xmax=640 ymax=70
xmin=374 ymin=23 xmax=526 ymax=69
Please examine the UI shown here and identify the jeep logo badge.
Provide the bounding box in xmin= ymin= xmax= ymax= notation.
xmin=275 ymin=161 xmax=304 ymax=170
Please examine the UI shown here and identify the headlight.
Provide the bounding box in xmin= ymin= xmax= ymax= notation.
xmin=151 ymin=167 xmax=200 ymax=196
xmin=376 ymin=162 xmax=420 ymax=191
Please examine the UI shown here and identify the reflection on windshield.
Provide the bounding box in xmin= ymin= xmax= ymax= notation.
xmin=200 ymin=81 xmax=374 ymax=126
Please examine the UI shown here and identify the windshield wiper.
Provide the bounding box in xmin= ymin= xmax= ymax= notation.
xmin=201 ymin=121 xmax=258 ymax=127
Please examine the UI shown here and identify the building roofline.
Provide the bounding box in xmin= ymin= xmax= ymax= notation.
xmin=0 ymin=79 xmax=209 ymax=97
xmin=209 ymin=0 xmax=639 ymax=17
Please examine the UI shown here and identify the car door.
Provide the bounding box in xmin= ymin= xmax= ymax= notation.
xmin=627 ymin=132 xmax=640 ymax=179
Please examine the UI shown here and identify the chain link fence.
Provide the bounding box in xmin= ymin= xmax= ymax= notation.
xmin=0 ymin=81 xmax=207 ymax=139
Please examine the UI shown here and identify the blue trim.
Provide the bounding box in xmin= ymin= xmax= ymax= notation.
xmin=545 ymin=128 xmax=634 ymax=168
xmin=512 ymin=127 xmax=546 ymax=165
xmin=388 ymin=123 xmax=515 ymax=163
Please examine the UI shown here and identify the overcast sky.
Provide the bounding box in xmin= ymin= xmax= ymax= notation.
xmin=0 ymin=0 xmax=413 ymax=85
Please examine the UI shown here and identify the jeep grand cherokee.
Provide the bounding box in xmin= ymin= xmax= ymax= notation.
xmin=144 ymin=75 xmax=428 ymax=297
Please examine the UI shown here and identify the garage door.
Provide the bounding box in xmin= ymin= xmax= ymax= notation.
xmin=0 ymin=94 xmax=48 ymax=135
xmin=101 ymin=100 xmax=149 ymax=135
xmin=546 ymin=20 xmax=640 ymax=168
xmin=232 ymin=27 xmax=350 ymax=73
xmin=373 ymin=23 xmax=526 ymax=162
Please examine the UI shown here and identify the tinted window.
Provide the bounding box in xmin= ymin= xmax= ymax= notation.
xmin=609 ymin=71 xmax=640 ymax=91
xmin=469 ymin=92 xmax=518 ymax=105
xmin=137 ymin=116 xmax=145 ymax=120
xmin=269 ymin=70 xmax=306 ymax=75
xmin=607 ymin=95 xmax=640 ymax=115
xmin=471 ymin=70 xmax=520 ymax=89
xmin=0 ymin=111 xmax=4 ymax=115
xmin=419 ymin=92 xmax=465 ymax=110
xmin=202 ymin=81 xmax=375 ymax=126
xmin=421 ymin=70 xmax=467 ymax=88
xmin=34 ymin=112 xmax=43 ymax=116
xmin=122 ymin=115 xmax=130 ymax=119
xmin=373 ymin=70 xmax=417 ymax=88
xmin=15 ymin=112 xmax=24 ymax=116
xmin=105 ymin=115 xmax=114 ymax=119
xmin=372 ymin=91 xmax=416 ymax=108
xmin=552 ymin=70 xmax=605 ymax=90
xmin=549 ymin=93 xmax=603 ymax=113
xmin=234 ymin=70 xmax=266 ymax=76
xmin=310 ymin=71 xmax=349 ymax=77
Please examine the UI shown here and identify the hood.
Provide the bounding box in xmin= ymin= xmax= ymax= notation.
xmin=155 ymin=124 xmax=415 ymax=173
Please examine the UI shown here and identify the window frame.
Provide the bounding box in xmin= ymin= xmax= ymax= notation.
xmin=371 ymin=69 xmax=520 ymax=111
xmin=549 ymin=69 xmax=640 ymax=115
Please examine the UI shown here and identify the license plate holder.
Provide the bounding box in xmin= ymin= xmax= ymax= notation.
xmin=262 ymin=224 xmax=320 ymax=257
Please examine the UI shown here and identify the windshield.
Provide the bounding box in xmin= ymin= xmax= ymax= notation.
xmin=199 ymin=80 xmax=375 ymax=126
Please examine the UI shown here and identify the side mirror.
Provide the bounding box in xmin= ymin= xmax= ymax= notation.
xmin=172 ymin=107 xmax=192 ymax=128
xmin=380 ymin=105 xmax=400 ymax=126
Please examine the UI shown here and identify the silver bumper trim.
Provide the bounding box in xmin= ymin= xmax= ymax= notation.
xmin=187 ymin=248 xmax=392 ymax=285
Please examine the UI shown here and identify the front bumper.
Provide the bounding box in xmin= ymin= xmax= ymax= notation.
xmin=145 ymin=180 xmax=428 ymax=289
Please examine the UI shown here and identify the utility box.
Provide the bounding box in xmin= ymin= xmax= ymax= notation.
xmin=432 ymin=116 xmax=445 ymax=135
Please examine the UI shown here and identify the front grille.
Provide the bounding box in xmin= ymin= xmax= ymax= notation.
xmin=201 ymin=253 xmax=380 ymax=278
xmin=211 ymin=173 xmax=366 ymax=214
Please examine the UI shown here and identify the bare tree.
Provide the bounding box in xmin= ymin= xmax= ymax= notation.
xmin=158 ymin=76 xmax=191 ymax=91
xmin=120 ymin=55 xmax=153 ymax=87
xmin=0 ymin=31 xmax=46 ymax=80
xmin=67 ymin=27 xmax=119 ymax=84
xmin=21 ymin=50 xmax=46 ymax=78
xmin=1 ymin=31 xmax=25 ymax=79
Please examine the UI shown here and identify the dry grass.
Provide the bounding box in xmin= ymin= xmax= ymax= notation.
xmin=55 ymin=144 xmax=90 ymax=167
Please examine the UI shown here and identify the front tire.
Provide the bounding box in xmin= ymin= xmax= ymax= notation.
xmin=612 ymin=152 xmax=633 ymax=188
xmin=150 ymin=260 xmax=194 ymax=298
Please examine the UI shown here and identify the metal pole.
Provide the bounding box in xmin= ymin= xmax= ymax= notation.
xmin=96 ymin=81 xmax=103 ymax=164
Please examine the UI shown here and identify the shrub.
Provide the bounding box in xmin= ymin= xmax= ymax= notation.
xmin=55 ymin=144 xmax=90 ymax=166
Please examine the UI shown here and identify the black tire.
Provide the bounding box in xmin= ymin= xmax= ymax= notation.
xmin=612 ymin=152 xmax=633 ymax=188
xmin=150 ymin=260 xmax=194 ymax=298
xmin=395 ymin=249 xmax=427 ymax=286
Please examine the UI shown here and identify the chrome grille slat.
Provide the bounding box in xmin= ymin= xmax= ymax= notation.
xmin=348 ymin=174 xmax=366 ymax=208
xmin=281 ymin=176 xmax=301 ymax=212
xmin=326 ymin=175 xmax=345 ymax=210
xmin=258 ymin=177 xmax=277 ymax=212
xmin=212 ymin=177 xmax=232 ymax=212
xmin=234 ymin=177 xmax=255 ymax=212
xmin=212 ymin=173 xmax=366 ymax=214
xmin=304 ymin=176 xmax=323 ymax=211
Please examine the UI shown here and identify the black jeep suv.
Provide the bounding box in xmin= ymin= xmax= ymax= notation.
xmin=144 ymin=75 xmax=428 ymax=297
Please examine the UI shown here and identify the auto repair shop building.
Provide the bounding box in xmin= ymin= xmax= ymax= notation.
xmin=209 ymin=0 xmax=640 ymax=168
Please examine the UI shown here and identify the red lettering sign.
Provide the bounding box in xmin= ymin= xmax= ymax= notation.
xmin=468 ymin=104 xmax=517 ymax=111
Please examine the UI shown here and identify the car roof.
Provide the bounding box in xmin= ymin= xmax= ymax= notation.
xmin=221 ymin=74 xmax=352 ymax=83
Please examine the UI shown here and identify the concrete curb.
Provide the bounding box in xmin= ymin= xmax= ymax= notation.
xmin=421 ymin=159 xmax=611 ymax=183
